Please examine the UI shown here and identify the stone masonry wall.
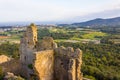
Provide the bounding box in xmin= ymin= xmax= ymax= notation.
xmin=34 ymin=50 xmax=54 ymax=80
xmin=20 ymin=23 xmax=83 ymax=80
xmin=54 ymin=46 xmax=82 ymax=80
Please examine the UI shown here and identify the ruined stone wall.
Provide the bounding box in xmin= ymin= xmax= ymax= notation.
xmin=19 ymin=24 xmax=38 ymax=79
xmin=54 ymin=47 xmax=82 ymax=80
xmin=36 ymin=37 xmax=57 ymax=51
xmin=20 ymin=23 xmax=37 ymax=64
xmin=19 ymin=23 xmax=83 ymax=80
xmin=34 ymin=50 xmax=54 ymax=80
xmin=25 ymin=23 xmax=37 ymax=47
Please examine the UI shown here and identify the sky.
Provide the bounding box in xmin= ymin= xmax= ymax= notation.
xmin=0 ymin=0 xmax=120 ymax=23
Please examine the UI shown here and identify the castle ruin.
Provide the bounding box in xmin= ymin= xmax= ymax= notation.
xmin=20 ymin=23 xmax=83 ymax=80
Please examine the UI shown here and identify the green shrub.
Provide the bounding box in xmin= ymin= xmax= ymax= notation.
xmin=28 ymin=64 xmax=33 ymax=69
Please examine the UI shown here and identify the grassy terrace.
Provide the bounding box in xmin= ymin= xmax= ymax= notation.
xmin=0 ymin=27 xmax=108 ymax=44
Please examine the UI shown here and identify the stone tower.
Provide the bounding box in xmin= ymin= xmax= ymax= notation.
xmin=25 ymin=23 xmax=37 ymax=48
xmin=19 ymin=24 xmax=83 ymax=80
xmin=20 ymin=23 xmax=37 ymax=64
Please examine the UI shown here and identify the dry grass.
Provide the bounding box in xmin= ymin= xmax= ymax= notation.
xmin=0 ymin=36 xmax=9 ymax=39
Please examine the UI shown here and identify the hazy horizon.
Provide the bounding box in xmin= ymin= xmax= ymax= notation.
xmin=0 ymin=0 xmax=120 ymax=23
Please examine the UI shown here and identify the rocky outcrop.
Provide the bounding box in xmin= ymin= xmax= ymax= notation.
xmin=19 ymin=23 xmax=83 ymax=80
xmin=0 ymin=55 xmax=11 ymax=64
xmin=4 ymin=72 xmax=25 ymax=80
xmin=0 ymin=58 xmax=21 ymax=75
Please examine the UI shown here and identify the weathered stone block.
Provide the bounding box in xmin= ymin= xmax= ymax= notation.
xmin=34 ymin=50 xmax=54 ymax=80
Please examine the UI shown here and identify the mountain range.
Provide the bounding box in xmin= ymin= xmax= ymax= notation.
xmin=72 ymin=17 xmax=120 ymax=27
xmin=1 ymin=17 xmax=120 ymax=27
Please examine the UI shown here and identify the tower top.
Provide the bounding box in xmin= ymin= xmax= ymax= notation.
xmin=28 ymin=23 xmax=37 ymax=31
xmin=30 ymin=23 xmax=36 ymax=26
xmin=24 ymin=23 xmax=38 ymax=48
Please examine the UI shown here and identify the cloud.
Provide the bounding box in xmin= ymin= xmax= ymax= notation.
xmin=65 ymin=8 xmax=120 ymax=23
xmin=0 ymin=0 xmax=120 ymax=22
xmin=0 ymin=0 xmax=72 ymax=22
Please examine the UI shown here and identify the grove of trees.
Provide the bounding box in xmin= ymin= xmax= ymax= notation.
xmin=57 ymin=42 xmax=120 ymax=80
